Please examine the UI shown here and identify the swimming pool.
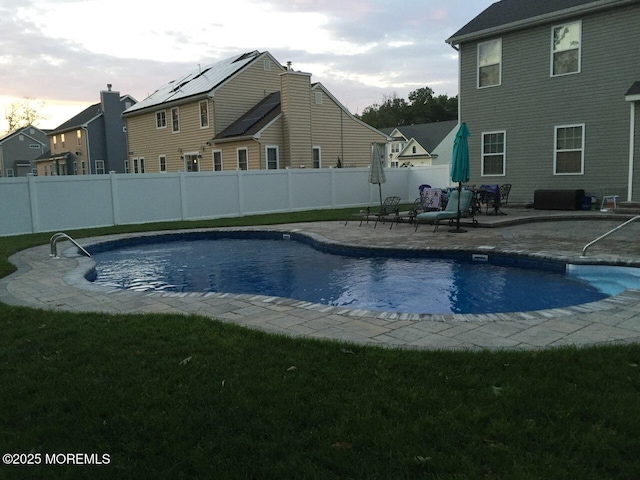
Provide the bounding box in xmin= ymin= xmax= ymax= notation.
xmin=85 ymin=231 xmax=619 ymax=315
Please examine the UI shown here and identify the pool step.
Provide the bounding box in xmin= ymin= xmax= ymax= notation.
xmin=614 ymin=201 xmax=640 ymax=215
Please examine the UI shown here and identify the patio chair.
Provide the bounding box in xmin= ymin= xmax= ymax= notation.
xmin=345 ymin=196 xmax=401 ymax=228
xmin=499 ymin=184 xmax=511 ymax=205
xmin=414 ymin=189 xmax=475 ymax=232
xmin=390 ymin=197 xmax=424 ymax=229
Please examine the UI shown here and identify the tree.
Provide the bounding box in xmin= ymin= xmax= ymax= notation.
xmin=4 ymin=98 xmax=48 ymax=134
xmin=408 ymin=87 xmax=435 ymax=124
xmin=359 ymin=93 xmax=409 ymax=130
xmin=357 ymin=87 xmax=457 ymax=129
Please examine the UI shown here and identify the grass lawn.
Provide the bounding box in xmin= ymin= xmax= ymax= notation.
xmin=1 ymin=210 xmax=640 ymax=479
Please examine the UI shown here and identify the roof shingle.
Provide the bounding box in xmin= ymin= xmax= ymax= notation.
xmin=447 ymin=0 xmax=632 ymax=44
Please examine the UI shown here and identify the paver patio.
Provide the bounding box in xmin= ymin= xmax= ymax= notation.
xmin=1 ymin=207 xmax=640 ymax=350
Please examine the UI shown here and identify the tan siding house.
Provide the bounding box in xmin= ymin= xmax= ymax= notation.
xmin=124 ymin=50 xmax=389 ymax=174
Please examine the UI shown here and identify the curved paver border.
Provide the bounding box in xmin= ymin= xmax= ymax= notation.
xmin=2 ymin=224 xmax=640 ymax=350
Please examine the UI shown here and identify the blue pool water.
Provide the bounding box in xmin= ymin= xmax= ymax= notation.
xmin=86 ymin=232 xmax=617 ymax=315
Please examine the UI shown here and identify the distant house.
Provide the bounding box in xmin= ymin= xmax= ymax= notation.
xmin=123 ymin=51 xmax=389 ymax=173
xmin=37 ymin=85 xmax=136 ymax=176
xmin=446 ymin=0 xmax=640 ymax=203
xmin=0 ymin=125 xmax=49 ymax=177
xmin=380 ymin=120 xmax=458 ymax=167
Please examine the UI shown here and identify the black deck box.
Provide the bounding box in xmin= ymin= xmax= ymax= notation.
xmin=533 ymin=189 xmax=585 ymax=210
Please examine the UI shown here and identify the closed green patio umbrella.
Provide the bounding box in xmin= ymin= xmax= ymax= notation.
xmin=369 ymin=143 xmax=387 ymax=207
xmin=450 ymin=123 xmax=470 ymax=233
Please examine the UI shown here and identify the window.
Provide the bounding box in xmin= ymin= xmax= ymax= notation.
xmin=124 ymin=159 xmax=129 ymax=174
xmin=81 ymin=161 xmax=86 ymax=175
xmin=139 ymin=157 xmax=145 ymax=173
xmin=19 ymin=134 xmax=24 ymax=141
xmin=265 ymin=146 xmax=278 ymax=169
xmin=156 ymin=110 xmax=167 ymax=129
xmin=133 ymin=158 xmax=139 ymax=174
xmin=61 ymin=133 xmax=66 ymax=148
xmin=95 ymin=160 xmax=105 ymax=174
xmin=53 ymin=136 xmax=57 ymax=146
xmin=482 ymin=131 xmax=506 ymax=176
xmin=199 ymin=101 xmax=209 ymax=128
xmin=552 ymin=21 xmax=581 ymax=76
xmin=159 ymin=155 xmax=167 ymax=172
xmin=29 ymin=144 xmax=40 ymax=149
xmin=77 ymin=130 xmax=81 ymax=145
xmin=6 ymin=168 xmax=14 ymax=177
xmin=313 ymin=147 xmax=321 ymax=168
xmin=237 ymin=148 xmax=248 ymax=170
xmin=264 ymin=59 xmax=271 ymax=71
xmin=184 ymin=153 xmax=199 ymax=172
xmin=213 ymin=150 xmax=222 ymax=171
xmin=171 ymin=107 xmax=179 ymax=132
xmin=314 ymin=92 xmax=322 ymax=105
xmin=412 ymin=146 xmax=417 ymax=154
xmin=478 ymin=38 xmax=501 ymax=88
xmin=554 ymin=124 xmax=584 ymax=175
xmin=391 ymin=142 xmax=405 ymax=154
xmin=73 ymin=161 xmax=77 ymax=175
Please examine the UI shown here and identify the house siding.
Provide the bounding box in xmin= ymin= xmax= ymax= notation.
xmin=311 ymin=93 xmax=344 ymax=168
xmin=459 ymin=3 xmax=640 ymax=202
xmin=126 ymin=100 xmax=214 ymax=172
xmin=214 ymin=57 xmax=284 ymax=135
xmin=311 ymin=90 xmax=387 ymax=168
xmin=258 ymin=117 xmax=285 ymax=168
xmin=281 ymin=72 xmax=313 ymax=167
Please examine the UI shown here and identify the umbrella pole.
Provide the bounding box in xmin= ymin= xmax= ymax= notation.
xmin=378 ymin=184 xmax=383 ymax=208
xmin=449 ymin=182 xmax=467 ymax=233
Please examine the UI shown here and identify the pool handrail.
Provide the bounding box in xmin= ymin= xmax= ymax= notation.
xmin=581 ymin=215 xmax=640 ymax=257
xmin=50 ymin=232 xmax=92 ymax=259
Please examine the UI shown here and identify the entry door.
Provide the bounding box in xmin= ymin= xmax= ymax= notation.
xmin=185 ymin=153 xmax=200 ymax=172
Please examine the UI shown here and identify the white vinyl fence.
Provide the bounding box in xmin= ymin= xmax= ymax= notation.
xmin=0 ymin=165 xmax=452 ymax=237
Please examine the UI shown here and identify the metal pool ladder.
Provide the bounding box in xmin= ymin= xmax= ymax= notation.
xmin=50 ymin=232 xmax=92 ymax=259
xmin=581 ymin=215 xmax=640 ymax=257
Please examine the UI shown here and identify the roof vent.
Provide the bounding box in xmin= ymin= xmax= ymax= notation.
xmin=107 ymin=84 xmax=112 ymax=91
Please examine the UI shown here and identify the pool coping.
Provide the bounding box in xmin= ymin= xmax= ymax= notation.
xmin=3 ymin=225 xmax=640 ymax=350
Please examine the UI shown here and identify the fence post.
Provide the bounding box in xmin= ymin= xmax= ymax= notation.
xmin=237 ymin=170 xmax=245 ymax=215
xmin=330 ymin=168 xmax=336 ymax=207
xmin=179 ymin=171 xmax=187 ymax=220
xmin=27 ymin=174 xmax=39 ymax=233
xmin=287 ymin=169 xmax=294 ymax=211
xmin=110 ymin=171 xmax=120 ymax=225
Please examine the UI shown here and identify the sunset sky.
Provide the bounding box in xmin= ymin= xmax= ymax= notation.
xmin=0 ymin=0 xmax=494 ymax=133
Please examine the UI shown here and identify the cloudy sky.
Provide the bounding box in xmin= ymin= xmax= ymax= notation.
xmin=0 ymin=0 xmax=495 ymax=133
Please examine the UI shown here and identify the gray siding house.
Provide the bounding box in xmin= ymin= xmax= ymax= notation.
xmin=0 ymin=125 xmax=49 ymax=177
xmin=39 ymin=86 xmax=136 ymax=175
xmin=447 ymin=0 xmax=640 ymax=203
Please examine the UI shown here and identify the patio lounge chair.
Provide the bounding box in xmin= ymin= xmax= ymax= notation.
xmin=414 ymin=189 xmax=475 ymax=232
xmin=345 ymin=196 xmax=401 ymax=228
